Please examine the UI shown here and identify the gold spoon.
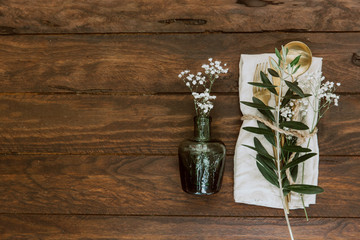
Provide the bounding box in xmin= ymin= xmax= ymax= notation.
xmin=280 ymin=41 xmax=312 ymax=78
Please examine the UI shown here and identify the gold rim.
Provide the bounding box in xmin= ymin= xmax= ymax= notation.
xmin=281 ymin=41 xmax=312 ymax=78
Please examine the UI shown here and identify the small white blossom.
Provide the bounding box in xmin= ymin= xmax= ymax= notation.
xmin=179 ymin=58 xmax=229 ymax=116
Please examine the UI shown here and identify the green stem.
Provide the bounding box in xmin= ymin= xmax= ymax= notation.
xmin=276 ymin=74 xmax=294 ymax=240
xmin=300 ymin=89 xmax=320 ymax=221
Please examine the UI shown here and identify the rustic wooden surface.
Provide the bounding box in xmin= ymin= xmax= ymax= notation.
xmin=0 ymin=0 xmax=359 ymax=33
xmin=0 ymin=33 xmax=359 ymax=93
xmin=1 ymin=215 xmax=359 ymax=240
xmin=0 ymin=155 xmax=359 ymax=218
xmin=0 ymin=95 xmax=358 ymax=155
xmin=0 ymin=0 xmax=359 ymax=239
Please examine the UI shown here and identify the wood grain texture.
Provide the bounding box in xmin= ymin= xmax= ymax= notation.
xmin=0 ymin=33 xmax=359 ymax=93
xmin=0 ymin=0 xmax=359 ymax=34
xmin=0 ymin=155 xmax=358 ymax=217
xmin=0 ymin=215 xmax=359 ymax=240
xmin=0 ymin=95 xmax=358 ymax=155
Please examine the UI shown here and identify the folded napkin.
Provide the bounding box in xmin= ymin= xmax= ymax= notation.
xmin=234 ymin=54 xmax=322 ymax=209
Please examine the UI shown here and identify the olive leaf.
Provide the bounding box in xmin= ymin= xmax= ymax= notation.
xmin=256 ymin=154 xmax=277 ymax=170
xmin=284 ymin=184 xmax=324 ymax=194
xmin=283 ymin=153 xmax=317 ymax=170
xmin=285 ymin=80 xmax=305 ymax=98
xmin=283 ymin=93 xmax=311 ymax=99
xmin=256 ymin=162 xmax=279 ymax=187
xmin=240 ymin=97 xmax=275 ymax=110
xmin=257 ymin=121 xmax=276 ymax=146
xmin=248 ymin=82 xmax=277 ymax=89
xmin=280 ymin=121 xmax=309 ymax=130
xmin=275 ymin=48 xmax=282 ymax=61
xmin=290 ymin=164 xmax=298 ymax=182
xmin=290 ymin=55 xmax=301 ymax=67
xmin=282 ymin=145 xmax=312 ymax=153
xmin=268 ymin=68 xmax=280 ymax=78
xmin=253 ymin=97 xmax=275 ymax=122
xmin=243 ymin=126 xmax=274 ymax=136
xmin=260 ymin=71 xmax=278 ymax=95
xmin=253 ymin=137 xmax=274 ymax=160
xmin=293 ymin=64 xmax=301 ymax=74
xmin=242 ymin=137 xmax=274 ymax=160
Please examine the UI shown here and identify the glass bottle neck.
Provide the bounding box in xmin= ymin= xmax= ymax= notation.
xmin=194 ymin=116 xmax=211 ymax=141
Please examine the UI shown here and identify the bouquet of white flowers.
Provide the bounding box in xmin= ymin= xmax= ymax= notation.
xmin=178 ymin=58 xmax=229 ymax=116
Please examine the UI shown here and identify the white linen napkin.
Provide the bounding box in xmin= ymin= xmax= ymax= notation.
xmin=234 ymin=53 xmax=322 ymax=209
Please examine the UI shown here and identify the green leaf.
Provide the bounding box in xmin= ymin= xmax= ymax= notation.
xmin=243 ymin=127 xmax=274 ymax=136
xmin=256 ymin=154 xmax=276 ymax=170
xmin=242 ymin=144 xmax=275 ymax=166
xmin=268 ymin=68 xmax=280 ymax=78
xmin=283 ymin=153 xmax=317 ymax=170
xmin=280 ymin=121 xmax=309 ymax=130
xmin=270 ymin=58 xmax=279 ymax=70
xmin=290 ymin=164 xmax=298 ymax=182
xmin=259 ymin=109 xmax=275 ymax=122
xmin=284 ymin=184 xmax=324 ymax=194
xmin=275 ymin=48 xmax=282 ymax=60
xmin=256 ymin=162 xmax=279 ymax=188
xmin=251 ymin=97 xmax=275 ymax=122
xmin=248 ymin=82 xmax=277 ymax=89
xmin=293 ymin=64 xmax=301 ymax=74
xmin=240 ymin=100 xmax=274 ymax=110
xmin=260 ymin=71 xmax=278 ymax=95
xmin=283 ymin=93 xmax=311 ymax=99
xmin=281 ymin=45 xmax=287 ymax=60
xmin=281 ymin=89 xmax=292 ymax=108
xmin=254 ymin=137 xmax=274 ymax=160
xmin=282 ymin=145 xmax=312 ymax=153
xmin=285 ymin=80 xmax=305 ymax=97
xmin=282 ymin=178 xmax=290 ymax=196
xmin=290 ymin=55 xmax=301 ymax=67
xmin=257 ymin=121 xmax=276 ymax=146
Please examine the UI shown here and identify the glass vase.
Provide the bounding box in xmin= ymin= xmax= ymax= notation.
xmin=178 ymin=116 xmax=226 ymax=195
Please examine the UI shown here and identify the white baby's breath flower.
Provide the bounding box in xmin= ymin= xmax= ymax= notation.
xmin=180 ymin=57 xmax=229 ymax=116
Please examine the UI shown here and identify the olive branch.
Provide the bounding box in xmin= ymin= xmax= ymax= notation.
xmin=239 ymin=46 xmax=334 ymax=240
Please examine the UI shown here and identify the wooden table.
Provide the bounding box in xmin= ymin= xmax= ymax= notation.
xmin=0 ymin=1 xmax=359 ymax=239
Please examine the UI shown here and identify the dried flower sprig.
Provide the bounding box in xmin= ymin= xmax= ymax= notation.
xmin=179 ymin=58 xmax=229 ymax=116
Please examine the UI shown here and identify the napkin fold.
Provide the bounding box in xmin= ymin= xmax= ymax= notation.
xmin=234 ymin=54 xmax=322 ymax=209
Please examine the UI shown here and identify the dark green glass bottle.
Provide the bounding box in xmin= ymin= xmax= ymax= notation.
xmin=178 ymin=116 xmax=226 ymax=195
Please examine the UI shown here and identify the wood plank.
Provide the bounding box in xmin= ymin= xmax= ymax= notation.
xmin=0 ymin=155 xmax=358 ymax=217
xmin=0 ymin=0 xmax=359 ymax=33
xmin=0 ymin=33 xmax=359 ymax=93
xmin=0 ymin=95 xmax=358 ymax=155
xmin=0 ymin=215 xmax=359 ymax=240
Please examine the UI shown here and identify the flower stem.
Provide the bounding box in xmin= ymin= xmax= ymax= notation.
xmin=300 ymin=82 xmax=320 ymax=221
xmin=276 ymin=74 xmax=294 ymax=240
